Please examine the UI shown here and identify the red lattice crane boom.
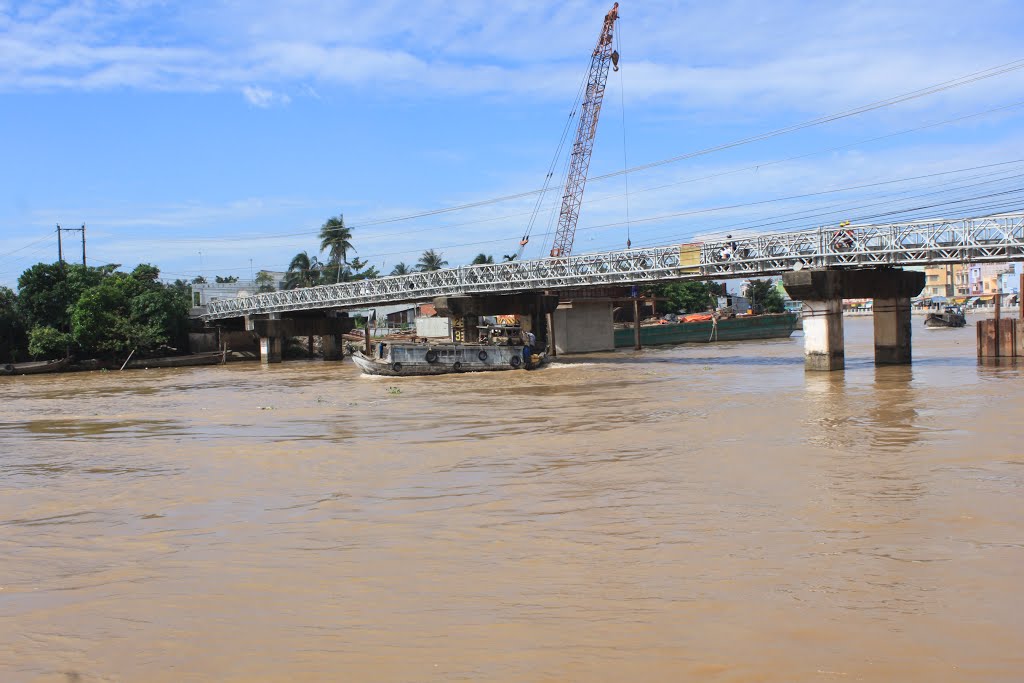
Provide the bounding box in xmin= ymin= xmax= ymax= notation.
xmin=549 ymin=3 xmax=620 ymax=258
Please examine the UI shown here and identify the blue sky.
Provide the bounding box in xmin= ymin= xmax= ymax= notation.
xmin=2 ymin=0 xmax=1024 ymax=287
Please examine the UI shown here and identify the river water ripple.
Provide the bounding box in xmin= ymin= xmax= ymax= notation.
xmin=1 ymin=316 xmax=1022 ymax=682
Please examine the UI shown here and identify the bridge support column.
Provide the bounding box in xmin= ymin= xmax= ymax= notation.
xmin=784 ymin=268 xmax=925 ymax=372
xmin=873 ymin=296 xmax=912 ymax=365
xmin=802 ymin=299 xmax=845 ymax=371
xmin=322 ymin=334 xmax=343 ymax=361
xmin=259 ymin=335 xmax=282 ymax=364
xmin=253 ymin=318 xmax=288 ymax=364
xmin=552 ymin=300 xmax=615 ymax=354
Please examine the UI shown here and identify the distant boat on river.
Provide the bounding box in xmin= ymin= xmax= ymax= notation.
xmin=614 ymin=312 xmax=800 ymax=347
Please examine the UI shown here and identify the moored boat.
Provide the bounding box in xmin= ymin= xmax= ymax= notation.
xmin=352 ymin=341 xmax=545 ymax=377
xmin=121 ymin=350 xmax=227 ymax=369
xmin=614 ymin=312 xmax=799 ymax=348
xmin=0 ymin=357 xmax=71 ymax=376
xmin=924 ymin=306 xmax=967 ymax=328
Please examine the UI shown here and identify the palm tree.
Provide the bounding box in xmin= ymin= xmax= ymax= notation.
xmin=471 ymin=253 xmax=494 ymax=265
xmin=319 ymin=214 xmax=354 ymax=283
xmin=283 ymin=251 xmax=323 ymax=289
xmin=390 ymin=262 xmax=412 ymax=276
xmin=502 ymin=254 xmax=517 ymax=262
xmin=417 ymin=249 xmax=448 ymax=271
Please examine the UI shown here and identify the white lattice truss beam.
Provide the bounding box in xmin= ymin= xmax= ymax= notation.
xmin=204 ymin=213 xmax=1024 ymax=320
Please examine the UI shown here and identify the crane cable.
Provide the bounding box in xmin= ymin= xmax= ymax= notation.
xmin=615 ymin=16 xmax=631 ymax=249
xmin=521 ymin=69 xmax=590 ymax=259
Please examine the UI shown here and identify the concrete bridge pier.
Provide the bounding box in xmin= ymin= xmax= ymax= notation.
xmin=783 ymin=268 xmax=925 ymax=372
xmin=552 ymin=300 xmax=615 ymax=354
xmin=801 ymin=298 xmax=845 ymax=371
xmin=253 ymin=318 xmax=286 ymax=364
xmin=250 ymin=315 xmax=354 ymax=365
xmin=873 ymin=296 xmax=913 ymax=365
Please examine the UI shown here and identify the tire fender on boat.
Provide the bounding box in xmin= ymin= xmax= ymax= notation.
xmin=509 ymin=355 xmax=522 ymax=368
xmin=478 ymin=350 xmax=488 ymax=361
xmin=391 ymin=362 xmax=402 ymax=372
xmin=425 ymin=350 xmax=438 ymax=363
xmin=452 ymin=361 xmax=462 ymax=371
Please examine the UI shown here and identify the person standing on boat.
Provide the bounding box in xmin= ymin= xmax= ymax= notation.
xmin=520 ymin=329 xmax=536 ymax=369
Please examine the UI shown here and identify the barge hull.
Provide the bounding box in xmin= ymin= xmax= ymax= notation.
xmin=614 ymin=313 xmax=798 ymax=348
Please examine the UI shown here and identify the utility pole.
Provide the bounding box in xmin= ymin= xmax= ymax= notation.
xmin=56 ymin=224 xmax=86 ymax=266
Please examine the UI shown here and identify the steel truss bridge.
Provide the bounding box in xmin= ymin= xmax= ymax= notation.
xmin=203 ymin=212 xmax=1024 ymax=320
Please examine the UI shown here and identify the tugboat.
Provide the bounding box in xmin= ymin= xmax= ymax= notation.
xmin=924 ymin=305 xmax=967 ymax=328
xmin=352 ymin=341 xmax=545 ymax=376
xmin=351 ymin=325 xmax=546 ymax=377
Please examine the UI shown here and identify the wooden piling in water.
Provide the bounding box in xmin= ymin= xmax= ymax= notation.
xmin=632 ymin=297 xmax=641 ymax=350
xmin=977 ymin=317 xmax=1020 ymax=359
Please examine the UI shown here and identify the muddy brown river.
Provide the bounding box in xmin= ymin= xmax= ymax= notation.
xmin=1 ymin=316 xmax=1022 ymax=682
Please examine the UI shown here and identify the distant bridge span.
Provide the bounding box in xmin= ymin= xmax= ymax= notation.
xmin=203 ymin=212 xmax=1024 ymax=320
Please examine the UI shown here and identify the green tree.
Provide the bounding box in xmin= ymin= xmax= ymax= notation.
xmin=283 ymin=251 xmax=323 ymax=289
xmin=255 ymin=270 xmax=277 ymax=292
xmin=132 ymin=263 xmax=161 ymax=282
xmin=471 ymin=253 xmax=494 ymax=265
xmin=70 ymin=274 xmax=188 ymax=356
xmin=652 ymin=282 xmax=721 ymax=314
xmin=27 ymin=326 xmax=71 ymax=360
xmin=191 ymin=275 xmax=207 ymax=284
xmin=16 ymin=262 xmax=105 ymax=331
xmin=389 ymin=262 xmax=412 ymax=276
xmin=417 ymin=249 xmax=447 ymax=271
xmin=0 ymin=287 xmax=27 ymax=362
xmin=319 ymin=214 xmax=354 ymax=283
xmin=214 ymin=275 xmax=239 ymax=284
xmin=747 ymin=278 xmax=785 ymax=313
xmin=348 ymin=257 xmax=379 ymax=281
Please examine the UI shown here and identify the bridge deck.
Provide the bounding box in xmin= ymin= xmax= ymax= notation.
xmin=203 ymin=213 xmax=1024 ymax=320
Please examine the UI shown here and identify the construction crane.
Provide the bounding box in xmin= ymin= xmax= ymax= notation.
xmin=547 ymin=2 xmax=620 ymax=258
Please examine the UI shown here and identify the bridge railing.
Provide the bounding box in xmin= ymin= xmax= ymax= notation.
xmin=203 ymin=212 xmax=1024 ymax=320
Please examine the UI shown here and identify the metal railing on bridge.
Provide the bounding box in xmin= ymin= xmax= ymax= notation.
xmin=203 ymin=212 xmax=1024 ymax=320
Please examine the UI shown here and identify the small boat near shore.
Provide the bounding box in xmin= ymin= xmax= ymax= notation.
xmin=614 ymin=312 xmax=799 ymax=348
xmin=924 ymin=306 xmax=967 ymax=328
xmin=121 ymin=350 xmax=227 ymax=369
xmin=2 ymin=351 xmax=228 ymax=376
xmin=0 ymin=357 xmax=71 ymax=376
xmin=353 ymin=341 xmax=545 ymax=377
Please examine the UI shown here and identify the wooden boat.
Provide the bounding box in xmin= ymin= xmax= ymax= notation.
xmin=0 ymin=357 xmax=71 ymax=376
xmin=121 ymin=350 xmax=226 ymax=369
xmin=614 ymin=312 xmax=799 ymax=347
xmin=924 ymin=306 xmax=967 ymax=328
xmin=352 ymin=341 xmax=545 ymax=376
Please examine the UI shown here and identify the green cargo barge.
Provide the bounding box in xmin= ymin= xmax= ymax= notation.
xmin=614 ymin=313 xmax=799 ymax=348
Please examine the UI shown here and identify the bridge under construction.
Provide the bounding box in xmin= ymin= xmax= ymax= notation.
xmin=202 ymin=212 xmax=1024 ymax=320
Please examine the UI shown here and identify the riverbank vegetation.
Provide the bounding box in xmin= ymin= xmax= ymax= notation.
xmin=1 ymin=262 xmax=191 ymax=363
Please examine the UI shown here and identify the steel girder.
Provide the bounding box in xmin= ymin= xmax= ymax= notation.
xmin=203 ymin=212 xmax=1024 ymax=320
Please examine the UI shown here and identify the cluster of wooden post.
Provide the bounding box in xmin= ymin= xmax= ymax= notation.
xmin=977 ymin=273 xmax=1024 ymax=359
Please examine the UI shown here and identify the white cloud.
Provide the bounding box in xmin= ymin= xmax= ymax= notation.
xmin=241 ymin=84 xmax=290 ymax=107
xmin=1 ymin=0 xmax=1021 ymax=116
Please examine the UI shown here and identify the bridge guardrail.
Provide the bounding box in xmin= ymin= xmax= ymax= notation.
xmin=203 ymin=212 xmax=1024 ymax=320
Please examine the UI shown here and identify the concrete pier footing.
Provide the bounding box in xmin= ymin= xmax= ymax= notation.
xmin=802 ymin=299 xmax=845 ymax=371
xmin=783 ymin=268 xmax=925 ymax=372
